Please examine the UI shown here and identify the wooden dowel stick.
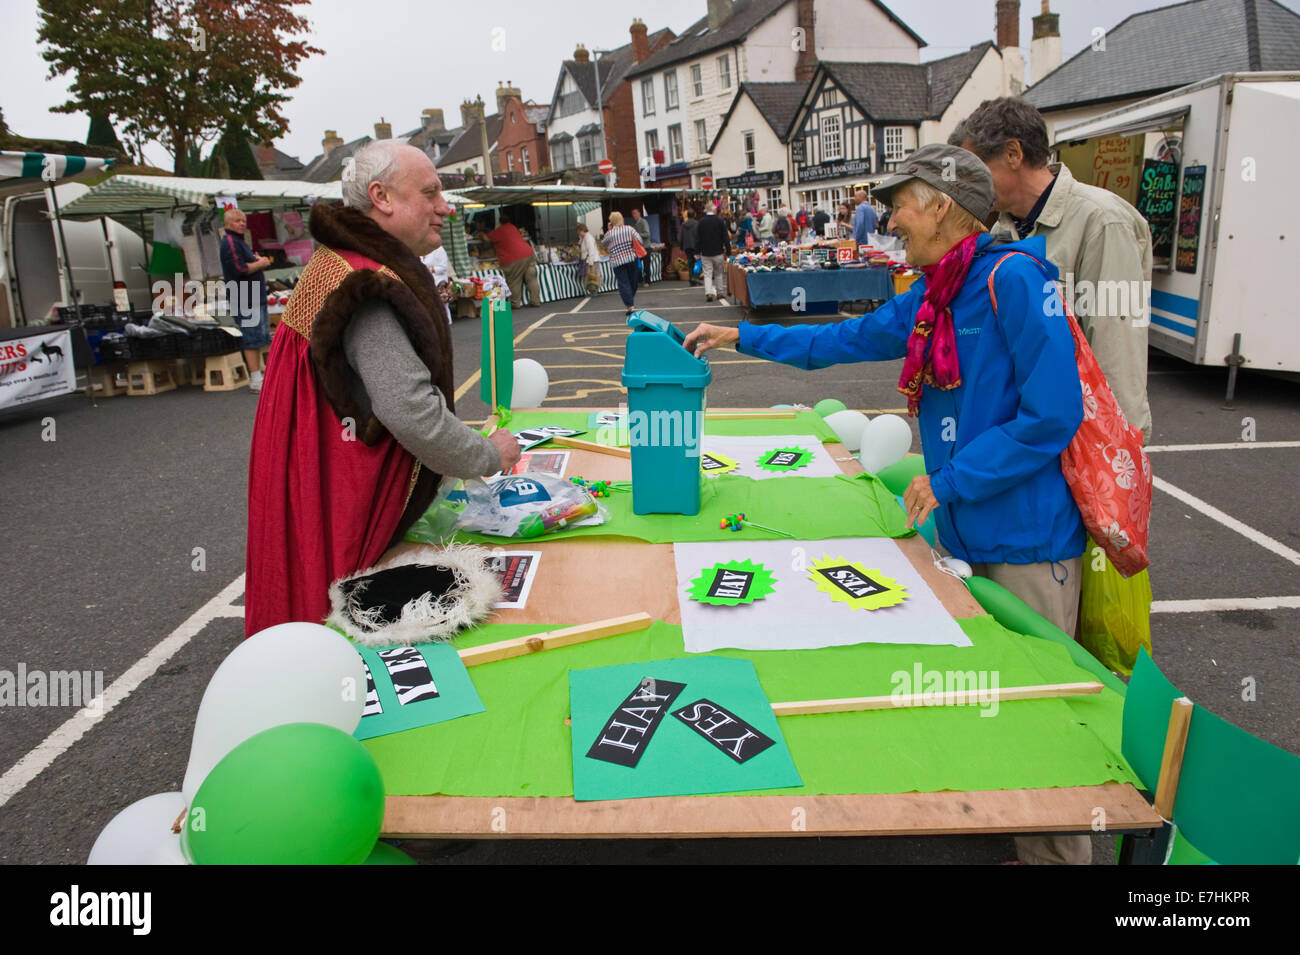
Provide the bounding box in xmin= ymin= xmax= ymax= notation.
xmin=771 ymin=681 xmax=1104 ymax=716
xmin=1153 ymin=696 xmax=1193 ymax=820
xmin=548 ymin=436 xmax=632 ymax=458
xmin=459 ymin=612 xmax=652 ymax=667
xmin=488 ymin=301 xmax=498 ymax=411
xmin=704 ymin=411 xmax=798 ymax=420
xmin=483 ymin=413 xmax=501 ymax=437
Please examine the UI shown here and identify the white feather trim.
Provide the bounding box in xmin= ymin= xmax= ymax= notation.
xmin=326 ymin=544 xmax=503 ymax=647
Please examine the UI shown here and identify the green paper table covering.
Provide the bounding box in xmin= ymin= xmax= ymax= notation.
xmin=405 ymin=473 xmax=913 ymax=546
xmin=364 ymin=617 xmax=1140 ymax=799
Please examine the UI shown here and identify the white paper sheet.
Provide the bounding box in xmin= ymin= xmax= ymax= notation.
xmin=673 ymin=538 xmax=972 ymax=652
xmin=698 ymin=434 xmax=845 ymax=481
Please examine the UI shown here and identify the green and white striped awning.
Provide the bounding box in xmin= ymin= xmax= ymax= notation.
xmin=0 ymin=151 xmax=115 ymax=185
xmin=56 ymin=174 xmax=342 ymax=220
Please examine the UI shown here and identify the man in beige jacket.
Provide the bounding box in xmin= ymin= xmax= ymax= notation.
xmin=952 ymin=98 xmax=1153 ymax=442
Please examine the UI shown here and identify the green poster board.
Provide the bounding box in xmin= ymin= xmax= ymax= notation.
xmin=354 ymin=643 xmax=484 ymax=741
xmin=479 ymin=298 xmax=514 ymax=408
xmin=570 ymin=656 xmax=802 ymax=801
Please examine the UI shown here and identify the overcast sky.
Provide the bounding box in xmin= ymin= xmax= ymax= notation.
xmin=4 ymin=0 xmax=1298 ymax=169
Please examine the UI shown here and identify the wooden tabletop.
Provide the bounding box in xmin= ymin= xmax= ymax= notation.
xmin=381 ymin=407 xmax=1160 ymax=839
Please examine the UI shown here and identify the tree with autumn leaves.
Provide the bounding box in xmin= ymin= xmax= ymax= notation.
xmin=37 ymin=0 xmax=322 ymax=176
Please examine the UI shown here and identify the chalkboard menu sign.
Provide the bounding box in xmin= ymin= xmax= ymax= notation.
xmin=1176 ymin=165 xmax=1207 ymax=274
xmin=1136 ymin=159 xmax=1179 ymax=263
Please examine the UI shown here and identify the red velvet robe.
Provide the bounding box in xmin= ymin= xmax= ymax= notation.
xmin=244 ymin=244 xmax=442 ymax=638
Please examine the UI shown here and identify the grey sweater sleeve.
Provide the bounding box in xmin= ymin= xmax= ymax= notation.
xmin=342 ymin=299 xmax=502 ymax=478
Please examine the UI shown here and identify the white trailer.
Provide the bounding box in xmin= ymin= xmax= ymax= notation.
xmin=0 ymin=181 xmax=150 ymax=329
xmin=1053 ymin=73 xmax=1300 ymax=396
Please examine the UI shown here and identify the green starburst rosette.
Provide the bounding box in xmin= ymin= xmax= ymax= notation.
xmin=687 ymin=559 xmax=778 ymax=606
xmin=807 ymin=555 xmax=907 ymax=610
xmin=700 ymin=451 xmax=740 ymax=475
xmin=756 ymin=446 xmax=812 ymax=473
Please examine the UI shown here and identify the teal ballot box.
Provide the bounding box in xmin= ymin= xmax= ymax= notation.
xmin=621 ymin=311 xmax=712 ymax=515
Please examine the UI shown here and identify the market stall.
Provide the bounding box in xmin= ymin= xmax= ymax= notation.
xmin=726 ymin=242 xmax=898 ymax=313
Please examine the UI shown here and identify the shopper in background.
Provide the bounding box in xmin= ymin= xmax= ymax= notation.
xmin=219 ymin=207 xmax=274 ymax=393
xmin=576 ymin=222 xmax=601 ymax=295
xmin=602 ymin=211 xmax=642 ymax=315
xmin=756 ymin=205 xmax=774 ymax=243
xmin=679 ymin=209 xmax=701 ymax=286
xmin=853 ymin=187 xmax=879 ymax=245
xmin=811 ymin=204 xmax=830 ymax=237
xmin=696 ymin=203 xmax=731 ymax=303
xmin=482 ymin=211 xmax=541 ymax=308
xmin=836 ymin=202 xmax=854 ymax=239
xmin=950 ymin=97 xmax=1152 ymax=441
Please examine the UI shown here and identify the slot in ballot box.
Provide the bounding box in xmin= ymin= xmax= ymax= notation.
xmin=621 ymin=311 xmax=712 ymax=515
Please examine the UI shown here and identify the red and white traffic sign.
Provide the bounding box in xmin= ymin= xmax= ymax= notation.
xmin=598 ymin=159 xmax=614 ymax=175
xmin=700 ymin=176 xmax=714 ymax=189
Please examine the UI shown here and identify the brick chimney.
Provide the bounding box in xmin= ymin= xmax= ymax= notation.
xmin=256 ymin=143 xmax=276 ymax=166
xmin=322 ymin=129 xmax=343 ymax=157
xmin=995 ymin=0 xmax=1020 ymax=48
xmin=1030 ymin=1 xmax=1062 ymax=84
xmin=460 ymin=99 xmax=476 ymax=128
xmin=794 ymin=0 xmax=817 ymax=83
xmin=707 ymin=0 xmax=733 ymax=31
xmin=574 ymin=44 xmax=590 ymax=63
xmin=374 ymin=117 xmax=392 ymax=140
xmin=421 ymin=108 xmax=445 ymax=133
xmin=630 ymin=18 xmax=650 ymax=63
xmin=496 ymin=81 xmax=521 ymax=117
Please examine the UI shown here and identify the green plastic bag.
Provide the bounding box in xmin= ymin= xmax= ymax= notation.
xmin=1079 ymin=549 xmax=1152 ymax=676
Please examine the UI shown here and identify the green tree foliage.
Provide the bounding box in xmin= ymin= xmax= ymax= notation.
xmin=86 ymin=112 xmax=124 ymax=152
xmin=38 ymin=0 xmax=322 ymax=175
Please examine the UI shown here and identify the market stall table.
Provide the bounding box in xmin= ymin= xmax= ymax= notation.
xmin=465 ymin=256 xmax=663 ymax=307
xmin=373 ymin=408 xmax=1159 ymax=844
xmin=727 ymin=264 xmax=893 ymax=313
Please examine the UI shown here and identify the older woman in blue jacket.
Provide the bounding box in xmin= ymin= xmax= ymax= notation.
xmin=686 ymin=144 xmax=1089 ymax=865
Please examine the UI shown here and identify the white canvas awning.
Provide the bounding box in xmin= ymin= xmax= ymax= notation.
xmin=57 ymin=174 xmax=343 ymax=220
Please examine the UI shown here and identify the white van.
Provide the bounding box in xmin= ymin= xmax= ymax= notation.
xmin=1054 ymin=73 xmax=1300 ymax=394
xmin=0 ymin=182 xmax=151 ymax=329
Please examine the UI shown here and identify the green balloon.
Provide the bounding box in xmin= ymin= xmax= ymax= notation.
xmin=364 ymin=841 xmax=418 ymax=865
xmin=813 ymin=398 xmax=847 ymax=418
xmin=183 ymin=723 xmax=385 ymax=865
xmin=874 ymin=454 xmax=927 ymax=497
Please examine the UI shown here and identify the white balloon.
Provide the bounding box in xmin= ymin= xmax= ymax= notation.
xmin=823 ymin=410 xmax=870 ymax=452
xmin=181 ymin=622 xmax=366 ymax=802
xmin=88 ymin=792 xmax=188 ymax=865
xmin=858 ymin=414 xmax=915 ymax=473
xmin=511 ymin=359 xmax=549 ymax=409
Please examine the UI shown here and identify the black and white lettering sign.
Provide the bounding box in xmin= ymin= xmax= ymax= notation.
xmin=377 ymin=646 xmax=439 ymax=705
xmin=765 ymin=450 xmax=799 ymax=468
xmin=816 ymin=564 xmax=888 ymax=600
xmin=362 ymin=663 xmax=384 ymax=716
xmin=673 ymin=699 xmax=776 ymax=764
xmin=700 ymin=453 xmax=728 ymax=471
xmin=707 ymin=569 xmax=753 ymax=601
xmin=585 ymin=677 xmax=687 ymax=768
xmin=514 ymin=426 xmax=582 ymax=451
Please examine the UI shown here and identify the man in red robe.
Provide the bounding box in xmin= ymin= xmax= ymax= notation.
xmin=244 ymin=142 xmax=520 ymax=637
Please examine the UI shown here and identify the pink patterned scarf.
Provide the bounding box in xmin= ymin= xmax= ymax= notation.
xmin=897 ymin=232 xmax=980 ymax=415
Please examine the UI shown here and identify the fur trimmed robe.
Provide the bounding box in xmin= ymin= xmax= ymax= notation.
xmin=244 ymin=202 xmax=456 ymax=638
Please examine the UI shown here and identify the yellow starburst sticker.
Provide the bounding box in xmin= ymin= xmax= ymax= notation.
xmin=807 ymin=555 xmax=907 ymax=610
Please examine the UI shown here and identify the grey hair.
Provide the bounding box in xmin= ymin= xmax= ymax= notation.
xmin=897 ymin=180 xmax=987 ymax=235
xmin=341 ymin=139 xmax=408 ymax=210
xmin=950 ymin=97 xmax=1051 ymax=168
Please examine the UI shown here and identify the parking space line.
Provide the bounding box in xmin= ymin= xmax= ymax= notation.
xmin=1146 ymin=441 xmax=1300 ymax=452
xmin=1152 ymin=596 xmax=1300 ymax=613
xmin=1154 ymin=475 xmax=1300 ymax=566
xmin=0 ymin=574 xmax=247 ymax=809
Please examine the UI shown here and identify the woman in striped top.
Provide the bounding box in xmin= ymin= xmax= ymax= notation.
xmin=602 ymin=211 xmax=642 ymax=315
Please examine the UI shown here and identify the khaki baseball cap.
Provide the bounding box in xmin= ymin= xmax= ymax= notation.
xmin=873 ymin=144 xmax=996 ymax=226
